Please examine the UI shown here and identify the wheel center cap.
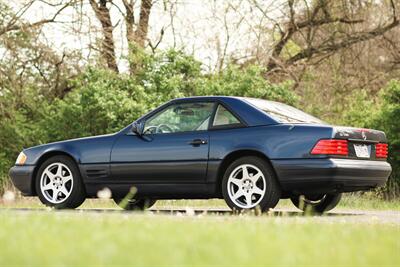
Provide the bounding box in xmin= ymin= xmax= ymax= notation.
xmin=54 ymin=177 xmax=63 ymax=187
xmin=242 ymin=179 xmax=253 ymax=191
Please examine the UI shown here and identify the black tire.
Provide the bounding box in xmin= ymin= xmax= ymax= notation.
xmin=290 ymin=193 xmax=342 ymax=213
xmin=35 ymin=155 xmax=86 ymax=209
xmin=222 ymin=156 xmax=281 ymax=212
xmin=113 ymin=198 xmax=157 ymax=211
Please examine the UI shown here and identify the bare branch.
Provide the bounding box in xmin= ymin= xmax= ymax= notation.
xmin=286 ymin=19 xmax=400 ymax=66
xmin=0 ymin=1 xmax=73 ymax=36
xmin=265 ymin=0 xmax=398 ymax=71
xmin=148 ymin=27 xmax=165 ymax=53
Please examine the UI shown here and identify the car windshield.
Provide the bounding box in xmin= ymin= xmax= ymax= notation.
xmin=243 ymin=98 xmax=325 ymax=124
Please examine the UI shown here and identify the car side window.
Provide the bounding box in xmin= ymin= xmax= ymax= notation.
xmin=212 ymin=105 xmax=241 ymax=127
xmin=144 ymin=102 xmax=215 ymax=134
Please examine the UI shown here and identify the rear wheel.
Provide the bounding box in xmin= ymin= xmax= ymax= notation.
xmin=113 ymin=198 xmax=156 ymax=211
xmin=35 ymin=155 xmax=86 ymax=209
xmin=290 ymin=193 xmax=342 ymax=213
xmin=222 ymin=156 xmax=281 ymax=212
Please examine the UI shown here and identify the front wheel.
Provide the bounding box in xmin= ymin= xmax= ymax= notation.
xmin=35 ymin=155 xmax=86 ymax=209
xmin=222 ymin=156 xmax=281 ymax=212
xmin=113 ymin=198 xmax=157 ymax=211
xmin=290 ymin=193 xmax=342 ymax=213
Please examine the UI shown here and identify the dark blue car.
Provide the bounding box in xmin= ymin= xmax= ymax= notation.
xmin=9 ymin=96 xmax=392 ymax=213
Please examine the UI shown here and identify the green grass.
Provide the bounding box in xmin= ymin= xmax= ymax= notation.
xmin=337 ymin=193 xmax=400 ymax=210
xmin=0 ymin=194 xmax=399 ymax=266
xmin=0 ymin=211 xmax=398 ymax=266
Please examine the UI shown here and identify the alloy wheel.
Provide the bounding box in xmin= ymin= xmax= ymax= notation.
xmin=227 ymin=164 xmax=266 ymax=209
xmin=40 ymin=162 xmax=74 ymax=204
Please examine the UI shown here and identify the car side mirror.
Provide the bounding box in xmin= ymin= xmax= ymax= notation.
xmin=131 ymin=122 xmax=144 ymax=136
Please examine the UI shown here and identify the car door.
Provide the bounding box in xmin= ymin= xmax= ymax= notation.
xmin=110 ymin=101 xmax=215 ymax=184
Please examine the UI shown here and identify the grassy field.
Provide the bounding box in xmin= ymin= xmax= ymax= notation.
xmin=0 ymin=210 xmax=398 ymax=266
xmin=0 ymin=194 xmax=399 ymax=266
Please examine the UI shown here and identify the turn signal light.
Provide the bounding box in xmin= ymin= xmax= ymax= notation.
xmin=375 ymin=143 xmax=388 ymax=158
xmin=16 ymin=151 xmax=27 ymax=165
xmin=311 ymin=139 xmax=348 ymax=156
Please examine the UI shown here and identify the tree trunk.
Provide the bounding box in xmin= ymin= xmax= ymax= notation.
xmin=89 ymin=0 xmax=119 ymax=73
xmin=122 ymin=0 xmax=153 ymax=74
xmin=135 ymin=0 xmax=153 ymax=48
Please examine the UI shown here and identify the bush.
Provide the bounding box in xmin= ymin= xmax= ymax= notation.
xmin=41 ymin=68 xmax=149 ymax=141
xmin=41 ymin=51 xmax=298 ymax=143
xmin=0 ymin=49 xmax=298 ymax=192
xmin=370 ymin=80 xmax=400 ymax=198
xmin=198 ymin=65 xmax=297 ymax=105
xmin=335 ymin=80 xmax=400 ymax=198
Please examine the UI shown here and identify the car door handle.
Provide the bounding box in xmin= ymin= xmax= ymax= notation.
xmin=189 ymin=139 xmax=208 ymax=146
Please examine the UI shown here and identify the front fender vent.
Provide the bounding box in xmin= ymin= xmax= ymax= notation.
xmin=86 ymin=169 xmax=108 ymax=179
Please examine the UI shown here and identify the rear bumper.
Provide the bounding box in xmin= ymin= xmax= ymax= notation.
xmin=9 ymin=165 xmax=36 ymax=196
xmin=272 ymin=158 xmax=392 ymax=194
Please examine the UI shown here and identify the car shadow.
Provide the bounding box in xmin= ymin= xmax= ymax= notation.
xmin=149 ymin=208 xmax=362 ymax=217
xmin=0 ymin=207 xmax=362 ymax=217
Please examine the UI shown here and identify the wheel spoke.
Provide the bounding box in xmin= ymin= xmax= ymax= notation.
xmin=250 ymin=173 xmax=262 ymax=183
xmin=62 ymin=175 xmax=72 ymax=183
xmin=245 ymin=193 xmax=252 ymax=206
xmin=42 ymin=182 xmax=54 ymax=191
xmin=44 ymin=170 xmax=55 ymax=180
xmin=59 ymin=186 xmax=69 ymax=196
xmin=56 ymin=164 xmax=63 ymax=177
xmin=252 ymin=185 xmax=264 ymax=195
xmin=232 ymin=188 xmax=244 ymax=200
xmin=52 ymin=189 xmax=59 ymax=202
xmin=229 ymin=178 xmax=242 ymax=187
xmin=241 ymin=166 xmax=249 ymax=179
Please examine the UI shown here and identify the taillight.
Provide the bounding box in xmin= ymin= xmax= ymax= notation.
xmin=311 ymin=139 xmax=348 ymax=156
xmin=375 ymin=143 xmax=388 ymax=158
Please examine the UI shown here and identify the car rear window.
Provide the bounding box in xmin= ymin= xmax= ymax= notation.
xmin=243 ymin=98 xmax=324 ymax=124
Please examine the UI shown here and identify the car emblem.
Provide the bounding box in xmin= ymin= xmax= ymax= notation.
xmin=361 ymin=131 xmax=367 ymax=140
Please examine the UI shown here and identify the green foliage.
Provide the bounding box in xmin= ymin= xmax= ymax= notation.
xmin=370 ymin=80 xmax=400 ymax=197
xmin=41 ymin=68 xmax=149 ymax=141
xmin=198 ymin=65 xmax=297 ymax=105
xmin=43 ymin=52 xmax=297 ymax=143
xmin=337 ymin=80 xmax=400 ymax=198
xmin=2 ymin=49 xmax=399 ymax=197
xmin=1 ymin=51 xmax=399 ymax=198
xmin=137 ymin=49 xmax=203 ymax=105
xmin=0 ymin=49 xmax=298 ymax=191
xmin=327 ymin=80 xmax=400 ymax=198
xmin=338 ymin=89 xmax=377 ymax=128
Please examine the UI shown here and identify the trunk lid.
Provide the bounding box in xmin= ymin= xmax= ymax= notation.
xmin=333 ymin=126 xmax=387 ymax=160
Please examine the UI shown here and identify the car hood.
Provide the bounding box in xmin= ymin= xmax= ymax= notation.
xmin=25 ymin=133 xmax=116 ymax=151
xmin=22 ymin=133 xmax=118 ymax=165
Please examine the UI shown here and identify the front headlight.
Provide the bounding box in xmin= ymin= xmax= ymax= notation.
xmin=16 ymin=151 xmax=27 ymax=165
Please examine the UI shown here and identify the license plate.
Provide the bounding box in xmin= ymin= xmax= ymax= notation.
xmin=354 ymin=144 xmax=370 ymax=158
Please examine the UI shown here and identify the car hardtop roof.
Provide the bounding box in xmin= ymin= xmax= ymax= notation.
xmin=172 ymin=96 xmax=242 ymax=102
xmin=171 ymin=96 xmax=280 ymax=103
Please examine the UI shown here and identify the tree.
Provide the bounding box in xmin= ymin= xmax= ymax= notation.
xmin=122 ymin=0 xmax=153 ymax=49
xmin=250 ymin=0 xmax=399 ymax=74
xmin=89 ymin=0 xmax=119 ymax=72
xmin=88 ymin=0 xmax=157 ymax=73
xmin=0 ymin=0 xmax=73 ymax=37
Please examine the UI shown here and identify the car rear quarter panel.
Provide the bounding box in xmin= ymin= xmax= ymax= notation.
xmin=207 ymin=124 xmax=333 ymax=183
